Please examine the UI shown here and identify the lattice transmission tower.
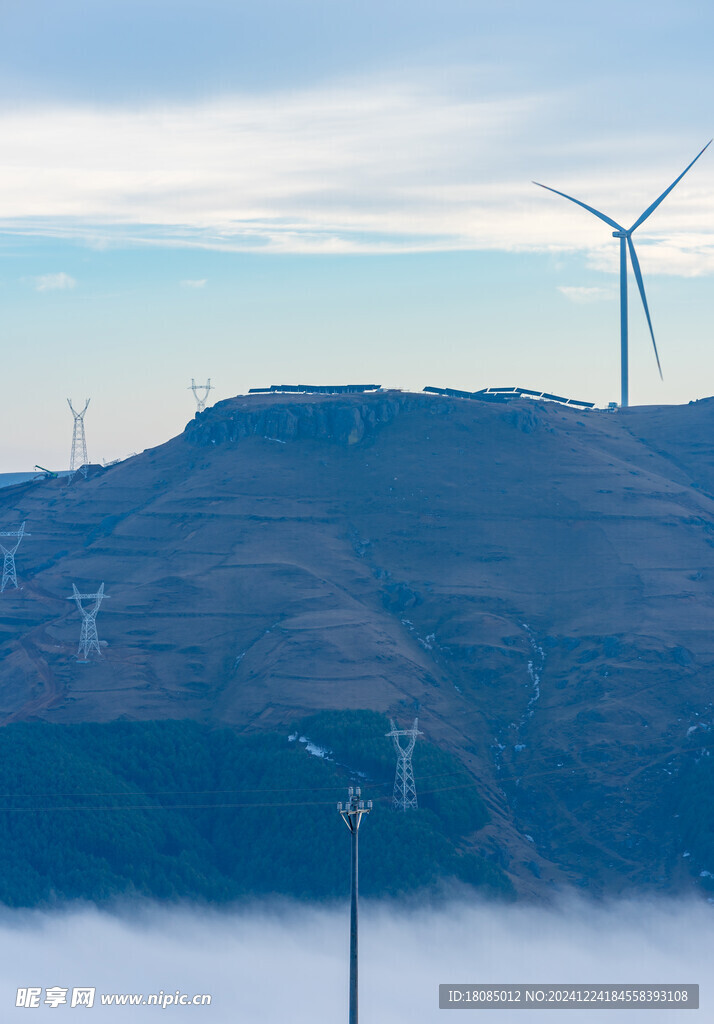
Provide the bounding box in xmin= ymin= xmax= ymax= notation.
xmin=386 ymin=718 xmax=422 ymax=810
xmin=0 ymin=521 xmax=30 ymax=592
xmin=68 ymin=582 xmax=108 ymax=660
xmin=189 ymin=378 xmax=214 ymax=413
xmin=67 ymin=398 xmax=90 ymax=479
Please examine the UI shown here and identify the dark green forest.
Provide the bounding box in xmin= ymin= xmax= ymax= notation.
xmin=672 ymin=741 xmax=714 ymax=895
xmin=0 ymin=711 xmax=510 ymax=907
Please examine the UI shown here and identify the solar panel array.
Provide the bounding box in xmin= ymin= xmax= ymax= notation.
xmin=423 ymin=386 xmax=594 ymax=409
xmin=245 ymin=383 xmax=594 ymax=409
xmin=248 ymin=384 xmax=381 ymax=395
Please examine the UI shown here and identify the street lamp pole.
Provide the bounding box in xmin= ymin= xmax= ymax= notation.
xmin=338 ymin=786 xmax=372 ymax=1024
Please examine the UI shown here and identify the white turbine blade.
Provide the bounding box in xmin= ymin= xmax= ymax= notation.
xmin=532 ymin=181 xmax=624 ymax=230
xmin=627 ymin=236 xmax=663 ymax=380
xmin=629 ymin=140 xmax=712 ymax=233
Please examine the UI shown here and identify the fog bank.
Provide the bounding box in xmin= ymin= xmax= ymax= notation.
xmin=0 ymin=896 xmax=711 ymax=1020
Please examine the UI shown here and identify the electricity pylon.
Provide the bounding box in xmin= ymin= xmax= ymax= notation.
xmin=0 ymin=522 xmax=29 ymax=592
xmin=68 ymin=582 xmax=108 ymax=660
xmin=188 ymin=378 xmax=214 ymax=413
xmin=67 ymin=398 xmax=90 ymax=479
xmin=386 ymin=718 xmax=422 ymax=810
xmin=338 ymin=787 xmax=372 ymax=1024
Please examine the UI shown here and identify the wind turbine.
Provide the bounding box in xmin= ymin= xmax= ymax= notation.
xmin=534 ymin=141 xmax=711 ymax=407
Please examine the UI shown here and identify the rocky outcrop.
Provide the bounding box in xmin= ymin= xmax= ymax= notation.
xmin=185 ymin=391 xmax=441 ymax=447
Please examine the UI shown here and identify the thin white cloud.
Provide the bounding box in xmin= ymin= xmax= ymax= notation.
xmin=0 ymin=77 xmax=712 ymax=273
xmin=31 ymin=272 xmax=77 ymax=291
xmin=558 ymin=285 xmax=616 ymax=303
xmin=180 ymin=279 xmax=207 ymax=288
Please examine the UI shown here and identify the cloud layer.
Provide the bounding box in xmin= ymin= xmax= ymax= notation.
xmin=0 ymin=79 xmax=712 ymax=273
xmin=0 ymin=896 xmax=711 ymax=1021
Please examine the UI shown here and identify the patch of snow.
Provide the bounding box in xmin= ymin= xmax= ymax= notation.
xmin=299 ymin=736 xmax=332 ymax=759
xmin=683 ymin=851 xmax=691 ymax=858
xmin=288 ymin=733 xmax=297 ymax=742
xmin=514 ymin=744 xmax=526 ymax=752
xmin=305 ymin=742 xmax=330 ymax=758
xmin=524 ymin=834 xmax=535 ymax=843
xmin=700 ymin=870 xmax=712 ymax=878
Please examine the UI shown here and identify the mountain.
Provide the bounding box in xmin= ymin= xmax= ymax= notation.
xmin=1 ymin=388 xmax=714 ymax=900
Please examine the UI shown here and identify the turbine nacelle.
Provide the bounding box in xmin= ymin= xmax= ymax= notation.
xmin=612 ymin=230 xmax=629 ymax=238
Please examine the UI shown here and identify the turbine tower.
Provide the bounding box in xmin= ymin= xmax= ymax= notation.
xmin=67 ymin=398 xmax=90 ymax=478
xmin=189 ymin=378 xmax=214 ymax=413
xmin=386 ymin=718 xmax=422 ymax=810
xmin=68 ymin=582 xmax=108 ymax=661
xmin=0 ymin=522 xmax=29 ymax=592
xmin=534 ymin=141 xmax=711 ymax=407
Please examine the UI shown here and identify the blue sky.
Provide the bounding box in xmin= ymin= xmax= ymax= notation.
xmin=1 ymin=0 xmax=713 ymax=469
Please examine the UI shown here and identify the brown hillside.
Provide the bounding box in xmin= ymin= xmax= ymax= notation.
xmin=2 ymin=389 xmax=714 ymax=893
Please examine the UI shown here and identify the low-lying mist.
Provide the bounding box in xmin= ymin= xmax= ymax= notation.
xmin=0 ymin=895 xmax=710 ymax=1020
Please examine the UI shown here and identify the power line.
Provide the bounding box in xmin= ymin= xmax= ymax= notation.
xmin=0 ymin=798 xmax=347 ymax=813
xmin=0 ymin=749 xmax=705 ymax=814
xmin=0 ymin=725 xmax=708 ymax=811
xmin=0 ymin=743 xmax=707 ymax=804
